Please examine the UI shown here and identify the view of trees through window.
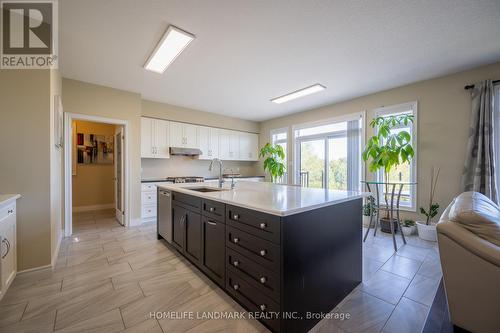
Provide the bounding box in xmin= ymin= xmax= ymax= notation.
xmin=297 ymin=119 xmax=358 ymax=190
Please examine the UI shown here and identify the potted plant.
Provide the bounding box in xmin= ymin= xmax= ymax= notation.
xmin=402 ymin=219 xmax=416 ymax=236
xmin=362 ymin=114 xmax=414 ymax=233
xmin=417 ymin=167 xmax=440 ymax=241
xmin=362 ymin=196 xmax=376 ymax=227
xmin=259 ymin=143 xmax=286 ymax=183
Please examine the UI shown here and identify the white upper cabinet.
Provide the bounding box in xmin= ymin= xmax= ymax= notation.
xmin=198 ymin=126 xmax=219 ymax=160
xmin=155 ymin=119 xmax=170 ymax=158
xmin=239 ymin=132 xmax=259 ymax=161
xmin=219 ymin=129 xmax=240 ymax=160
xmin=141 ymin=117 xmax=258 ymax=161
xmin=169 ymin=121 xmax=199 ymax=149
xmin=141 ymin=117 xmax=170 ymax=159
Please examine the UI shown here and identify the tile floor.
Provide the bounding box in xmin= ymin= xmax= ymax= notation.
xmin=0 ymin=210 xmax=441 ymax=333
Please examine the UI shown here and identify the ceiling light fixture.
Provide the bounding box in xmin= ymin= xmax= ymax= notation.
xmin=271 ymin=84 xmax=326 ymax=104
xmin=144 ymin=25 xmax=195 ymax=74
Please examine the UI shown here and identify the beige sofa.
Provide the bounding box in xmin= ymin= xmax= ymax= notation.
xmin=437 ymin=192 xmax=500 ymax=333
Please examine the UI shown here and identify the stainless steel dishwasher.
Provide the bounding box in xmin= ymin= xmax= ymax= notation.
xmin=157 ymin=189 xmax=172 ymax=243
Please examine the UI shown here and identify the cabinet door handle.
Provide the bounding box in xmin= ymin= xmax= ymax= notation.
xmin=233 ymin=260 xmax=239 ymax=267
xmin=232 ymin=214 xmax=240 ymax=220
xmin=209 ymin=207 xmax=215 ymax=212
xmin=7 ymin=209 xmax=13 ymax=214
xmin=260 ymin=249 xmax=267 ymax=256
xmin=233 ymin=284 xmax=239 ymax=290
xmin=259 ymin=223 xmax=267 ymax=229
xmin=180 ymin=215 xmax=185 ymax=225
xmin=207 ymin=221 xmax=217 ymax=226
xmin=233 ymin=237 xmax=239 ymax=243
xmin=260 ymin=276 xmax=267 ymax=284
xmin=259 ymin=304 xmax=266 ymax=311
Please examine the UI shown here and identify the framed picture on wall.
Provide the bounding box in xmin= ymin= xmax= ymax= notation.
xmin=54 ymin=95 xmax=63 ymax=148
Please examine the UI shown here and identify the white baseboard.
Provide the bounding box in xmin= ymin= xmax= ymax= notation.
xmin=51 ymin=232 xmax=63 ymax=268
xmin=17 ymin=264 xmax=53 ymax=275
xmin=73 ymin=203 xmax=115 ymax=212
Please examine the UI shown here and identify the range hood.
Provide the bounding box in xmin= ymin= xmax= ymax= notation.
xmin=169 ymin=147 xmax=202 ymax=156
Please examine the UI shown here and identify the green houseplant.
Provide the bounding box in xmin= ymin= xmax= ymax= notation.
xmin=362 ymin=114 xmax=414 ymax=233
xmin=402 ymin=219 xmax=416 ymax=236
xmin=417 ymin=167 xmax=440 ymax=241
xmin=259 ymin=143 xmax=286 ymax=183
xmin=362 ymin=196 xmax=376 ymax=227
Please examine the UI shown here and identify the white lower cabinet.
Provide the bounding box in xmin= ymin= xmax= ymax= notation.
xmin=0 ymin=199 xmax=18 ymax=301
xmin=141 ymin=183 xmax=159 ymax=223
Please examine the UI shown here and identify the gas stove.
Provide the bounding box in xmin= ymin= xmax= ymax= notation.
xmin=166 ymin=176 xmax=205 ymax=184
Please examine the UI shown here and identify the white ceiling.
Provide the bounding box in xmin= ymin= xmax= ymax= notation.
xmin=60 ymin=0 xmax=500 ymax=122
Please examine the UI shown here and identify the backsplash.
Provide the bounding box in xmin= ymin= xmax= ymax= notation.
xmin=141 ymin=156 xmax=262 ymax=179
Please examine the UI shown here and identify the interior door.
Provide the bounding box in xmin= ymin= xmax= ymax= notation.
xmin=115 ymin=126 xmax=124 ymax=225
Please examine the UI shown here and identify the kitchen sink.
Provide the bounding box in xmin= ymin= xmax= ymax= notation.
xmin=186 ymin=187 xmax=225 ymax=193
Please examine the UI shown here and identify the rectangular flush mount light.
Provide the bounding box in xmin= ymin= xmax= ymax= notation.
xmin=271 ymin=84 xmax=326 ymax=104
xmin=144 ymin=25 xmax=195 ymax=73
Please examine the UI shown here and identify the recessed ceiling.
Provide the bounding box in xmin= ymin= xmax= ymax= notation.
xmin=60 ymin=0 xmax=500 ymax=122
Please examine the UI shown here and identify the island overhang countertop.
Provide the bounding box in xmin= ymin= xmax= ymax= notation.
xmin=157 ymin=181 xmax=368 ymax=216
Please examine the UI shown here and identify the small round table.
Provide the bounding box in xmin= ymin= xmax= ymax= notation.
xmin=361 ymin=181 xmax=417 ymax=251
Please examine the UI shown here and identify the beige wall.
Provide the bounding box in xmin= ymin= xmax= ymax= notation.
xmin=72 ymin=120 xmax=116 ymax=208
xmin=142 ymin=100 xmax=259 ymax=133
xmin=141 ymin=99 xmax=262 ymax=178
xmin=62 ymin=79 xmax=142 ymax=225
xmin=260 ymin=61 xmax=500 ymax=221
xmin=0 ymin=70 xmax=52 ymax=270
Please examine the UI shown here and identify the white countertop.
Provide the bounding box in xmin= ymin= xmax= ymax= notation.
xmin=0 ymin=194 xmax=21 ymax=207
xmin=157 ymin=181 xmax=368 ymax=216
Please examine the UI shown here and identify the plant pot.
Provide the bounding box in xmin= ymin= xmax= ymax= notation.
xmin=362 ymin=215 xmax=372 ymax=227
xmin=402 ymin=226 xmax=416 ymax=236
xmin=380 ymin=217 xmax=398 ymax=233
xmin=416 ymin=221 xmax=437 ymax=242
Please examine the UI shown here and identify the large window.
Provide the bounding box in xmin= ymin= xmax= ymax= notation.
xmin=293 ymin=113 xmax=364 ymax=191
xmin=374 ymin=102 xmax=417 ymax=211
xmin=271 ymin=128 xmax=288 ymax=183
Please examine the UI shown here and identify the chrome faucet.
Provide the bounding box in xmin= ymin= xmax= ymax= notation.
xmin=209 ymin=158 xmax=224 ymax=188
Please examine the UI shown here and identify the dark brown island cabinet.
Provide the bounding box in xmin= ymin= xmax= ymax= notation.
xmin=159 ymin=190 xmax=362 ymax=333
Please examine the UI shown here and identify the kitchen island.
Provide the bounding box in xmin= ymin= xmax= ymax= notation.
xmin=157 ymin=181 xmax=367 ymax=333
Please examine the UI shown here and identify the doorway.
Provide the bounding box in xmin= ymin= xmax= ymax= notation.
xmin=64 ymin=113 xmax=130 ymax=236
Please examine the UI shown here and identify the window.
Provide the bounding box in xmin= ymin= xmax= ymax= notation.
xmin=374 ymin=101 xmax=417 ymax=211
xmin=293 ymin=113 xmax=364 ymax=191
xmin=270 ymin=128 xmax=288 ymax=183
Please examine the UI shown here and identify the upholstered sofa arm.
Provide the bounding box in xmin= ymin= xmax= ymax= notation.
xmin=437 ymin=221 xmax=500 ymax=267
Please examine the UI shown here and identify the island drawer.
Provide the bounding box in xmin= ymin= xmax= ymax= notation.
xmin=226 ymin=268 xmax=280 ymax=332
xmin=172 ymin=192 xmax=201 ymax=212
xmin=227 ymin=226 xmax=280 ymax=272
xmin=226 ymin=205 xmax=281 ymax=244
xmin=227 ymin=247 xmax=280 ymax=302
xmin=201 ymin=199 xmax=225 ymax=221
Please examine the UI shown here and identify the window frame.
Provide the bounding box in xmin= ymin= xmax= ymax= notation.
xmin=292 ymin=111 xmax=366 ymax=190
xmin=270 ymin=127 xmax=289 ymax=183
xmin=373 ymin=101 xmax=418 ymax=211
